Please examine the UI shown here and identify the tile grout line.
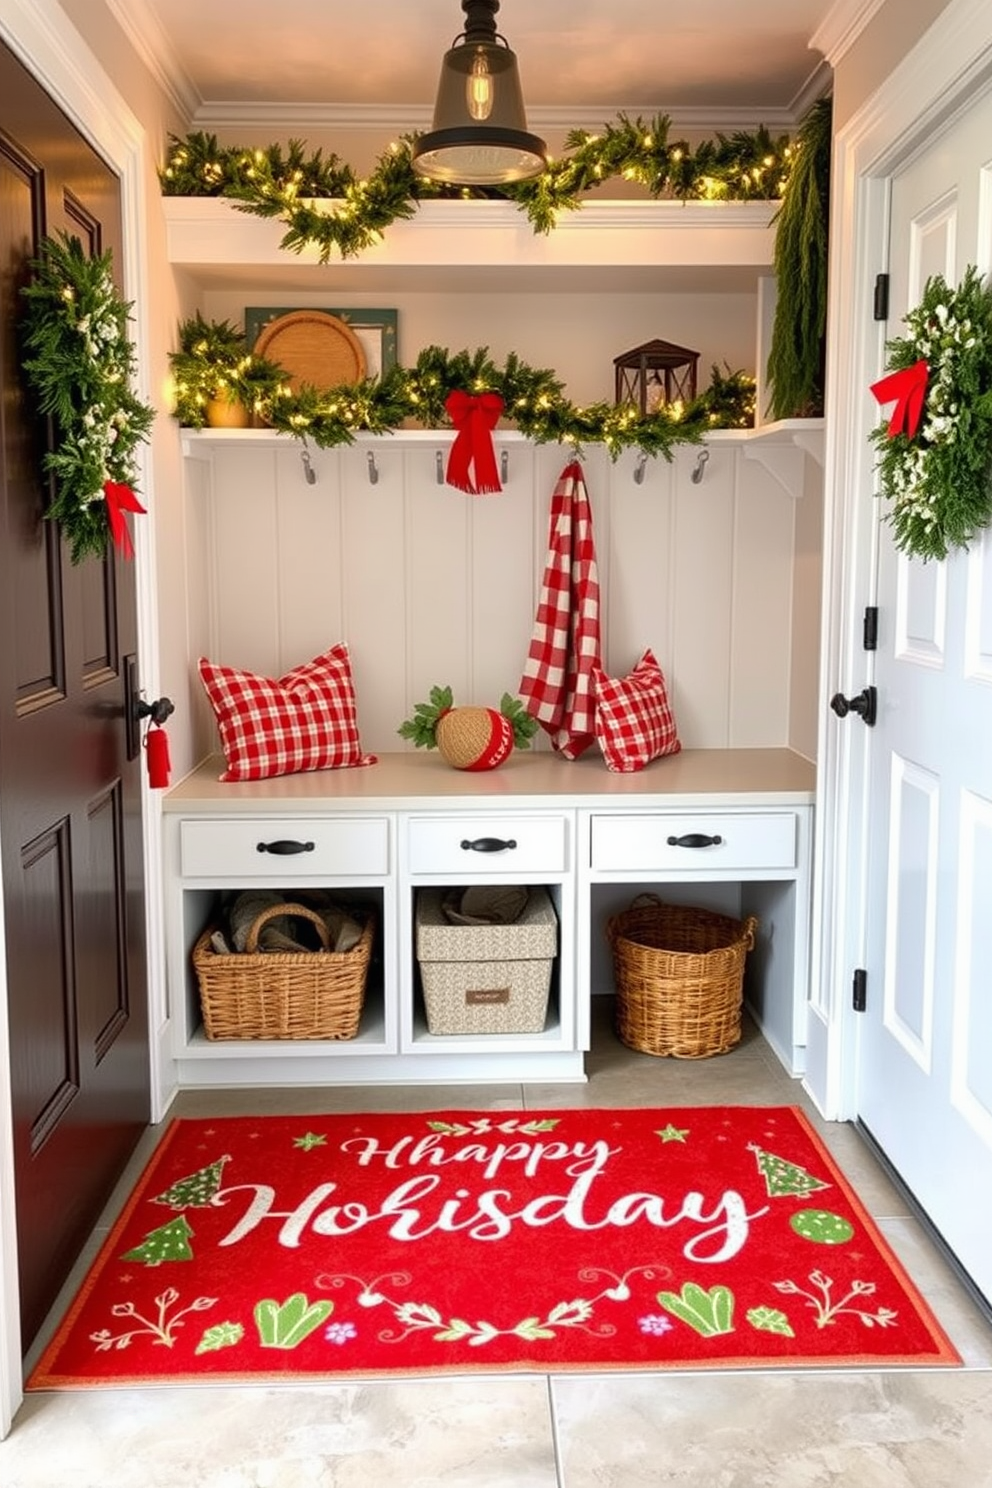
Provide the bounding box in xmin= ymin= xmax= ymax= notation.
xmin=547 ymin=1373 xmax=567 ymax=1488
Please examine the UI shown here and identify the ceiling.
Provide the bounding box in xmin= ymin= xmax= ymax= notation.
xmin=106 ymin=0 xmax=845 ymax=128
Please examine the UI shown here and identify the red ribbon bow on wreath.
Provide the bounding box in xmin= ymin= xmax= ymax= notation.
xmin=870 ymin=358 xmax=930 ymax=440
xmin=103 ymin=480 xmax=147 ymax=560
xmin=444 ymin=390 xmax=504 ymax=494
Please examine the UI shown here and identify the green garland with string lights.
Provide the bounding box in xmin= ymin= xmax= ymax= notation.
xmin=162 ymin=106 xmax=828 ymax=431
xmin=169 ymin=314 xmax=756 ymax=456
xmin=159 ymin=115 xmax=796 ymax=259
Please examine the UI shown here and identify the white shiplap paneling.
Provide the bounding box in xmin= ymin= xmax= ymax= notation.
xmin=188 ymin=433 xmax=815 ymax=760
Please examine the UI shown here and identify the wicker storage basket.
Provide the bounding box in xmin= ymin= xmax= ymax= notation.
xmin=416 ymin=886 xmax=557 ymax=1035
xmin=607 ymin=895 xmax=757 ymax=1059
xmin=192 ymin=902 xmax=373 ymax=1041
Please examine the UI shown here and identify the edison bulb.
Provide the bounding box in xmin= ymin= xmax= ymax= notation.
xmin=467 ymin=49 xmax=493 ymax=121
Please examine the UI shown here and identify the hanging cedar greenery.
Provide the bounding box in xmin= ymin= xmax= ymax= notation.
xmin=765 ymin=97 xmax=832 ymax=420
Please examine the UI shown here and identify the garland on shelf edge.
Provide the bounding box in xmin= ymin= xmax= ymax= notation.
xmin=169 ymin=315 xmax=757 ymax=459
xmin=20 ymin=232 xmax=155 ymax=563
xmin=160 ymin=104 xmax=830 ymax=422
xmin=869 ymin=266 xmax=992 ymax=562
xmin=159 ymin=116 xmax=797 ymax=256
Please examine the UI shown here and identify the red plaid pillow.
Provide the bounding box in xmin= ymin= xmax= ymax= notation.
xmin=592 ymin=649 xmax=681 ymax=773
xmin=198 ymin=643 xmax=377 ymax=781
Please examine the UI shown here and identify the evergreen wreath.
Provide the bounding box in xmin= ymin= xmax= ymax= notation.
xmin=870 ymin=266 xmax=992 ymax=562
xmin=169 ymin=318 xmax=757 ymax=458
xmin=20 ymin=232 xmax=155 ymax=563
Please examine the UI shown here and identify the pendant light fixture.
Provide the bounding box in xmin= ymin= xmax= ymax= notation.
xmin=412 ymin=0 xmax=548 ymax=186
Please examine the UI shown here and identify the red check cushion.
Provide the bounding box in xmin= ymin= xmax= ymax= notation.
xmin=198 ymin=643 xmax=376 ymax=782
xmin=591 ymin=648 xmax=681 ymax=773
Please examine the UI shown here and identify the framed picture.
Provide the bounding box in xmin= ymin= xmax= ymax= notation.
xmin=244 ymin=307 xmax=398 ymax=378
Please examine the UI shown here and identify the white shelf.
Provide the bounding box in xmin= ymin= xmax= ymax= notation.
xmin=163 ymin=196 xmax=778 ymax=295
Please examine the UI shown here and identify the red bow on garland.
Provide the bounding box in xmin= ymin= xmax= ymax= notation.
xmin=103 ymin=480 xmax=147 ymax=560
xmin=870 ymin=358 xmax=930 ymax=440
xmin=444 ymin=390 xmax=504 ymax=494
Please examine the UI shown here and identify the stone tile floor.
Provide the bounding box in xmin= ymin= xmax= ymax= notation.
xmin=3 ymin=1002 xmax=991 ymax=1487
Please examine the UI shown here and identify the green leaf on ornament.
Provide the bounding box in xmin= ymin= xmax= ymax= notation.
xmin=499 ymin=693 xmax=539 ymax=749
xmin=397 ymin=684 xmax=453 ymax=749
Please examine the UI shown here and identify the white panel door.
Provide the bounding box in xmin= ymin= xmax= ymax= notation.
xmin=856 ymin=89 xmax=992 ymax=1303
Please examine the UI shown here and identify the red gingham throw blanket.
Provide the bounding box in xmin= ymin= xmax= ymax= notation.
xmin=519 ymin=461 xmax=602 ymax=759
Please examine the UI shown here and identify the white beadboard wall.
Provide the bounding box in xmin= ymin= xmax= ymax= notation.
xmin=183 ymin=432 xmax=820 ymax=761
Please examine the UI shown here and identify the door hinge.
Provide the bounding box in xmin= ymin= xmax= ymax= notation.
xmin=873 ymin=274 xmax=890 ymax=321
xmin=852 ymin=968 xmax=867 ymax=1012
xmin=863 ymin=606 xmax=878 ymax=651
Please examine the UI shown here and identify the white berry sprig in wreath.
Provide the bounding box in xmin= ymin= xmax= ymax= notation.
xmin=20 ymin=232 xmax=155 ymax=563
xmin=870 ymin=265 xmax=992 ymax=562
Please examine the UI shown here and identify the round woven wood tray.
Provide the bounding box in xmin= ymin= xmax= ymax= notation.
xmin=253 ymin=310 xmax=366 ymax=391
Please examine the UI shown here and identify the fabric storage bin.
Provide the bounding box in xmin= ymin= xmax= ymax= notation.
xmin=192 ymin=901 xmax=374 ymax=1040
xmin=606 ymin=893 xmax=757 ymax=1058
xmin=415 ymin=886 xmax=557 ymax=1034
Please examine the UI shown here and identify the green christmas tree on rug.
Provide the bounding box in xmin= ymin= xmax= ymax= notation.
xmin=121 ymin=1215 xmax=194 ymax=1266
xmin=749 ymin=1143 xmax=830 ymax=1198
xmin=152 ymin=1156 xmax=229 ymax=1210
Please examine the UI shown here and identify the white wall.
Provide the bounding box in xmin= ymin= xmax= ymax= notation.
xmin=203 ymin=286 xmax=759 ymax=411
xmin=184 ymin=432 xmax=818 ymax=763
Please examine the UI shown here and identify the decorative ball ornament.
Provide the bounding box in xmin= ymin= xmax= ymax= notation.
xmin=435 ymin=706 xmax=515 ymax=771
xmin=398 ymin=685 xmax=537 ymax=770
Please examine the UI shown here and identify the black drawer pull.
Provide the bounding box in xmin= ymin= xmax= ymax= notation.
xmin=666 ymin=832 xmax=723 ymax=849
xmin=460 ymin=836 xmax=518 ymax=853
xmin=256 ymin=839 xmax=316 ymax=855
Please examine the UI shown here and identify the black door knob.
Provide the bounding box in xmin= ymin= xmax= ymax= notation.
xmin=830 ymin=686 xmax=877 ymax=727
xmin=132 ymin=695 xmax=175 ymax=726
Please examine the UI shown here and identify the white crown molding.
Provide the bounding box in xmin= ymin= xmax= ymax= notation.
xmin=191 ymin=99 xmax=808 ymax=135
xmin=103 ymin=0 xmax=201 ymax=118
xmin=789 ymin=58 xmax=835 ymax=120
xmin=810 ymin=0 xmax=888 ymax=66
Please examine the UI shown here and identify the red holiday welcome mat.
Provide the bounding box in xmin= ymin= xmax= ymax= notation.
xmin=28 ymin=1106 xmax=959 ymax=1387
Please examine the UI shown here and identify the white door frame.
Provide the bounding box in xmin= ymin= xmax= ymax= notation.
xmin=808 ymin=0 xmax=992 ymax=1120
xmin=0 ymin=0 xmax=160 ymax=1438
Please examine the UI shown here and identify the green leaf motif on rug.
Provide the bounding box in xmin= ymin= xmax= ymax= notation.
xmin=790 ymin=1210 xmax=855 ymax=1245
xmin=255 ymin=1293 xmax=334 ymax=1349
xmin=153 ymin=1156 xmax=229 ymax=1210
xmin=656 ymin=1282 xmax=735 ymax=1336
xmin=196 ymin=1321 xmax=245 ymax=1354
xmin=120 ymin=1215 xmax=194 ymax=1266
xmin=748 ymin=1142 xmax=830 ymax=1198
xmin=746 ymin=1306 xmax=795 ymax=1338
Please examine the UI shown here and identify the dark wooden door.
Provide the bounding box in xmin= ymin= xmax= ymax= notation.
xmin=0 ymin=40 xmax=150 ymax=1351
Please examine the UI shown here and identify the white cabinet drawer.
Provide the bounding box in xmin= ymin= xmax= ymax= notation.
xmin=180 ymin=817 xmax=389 ymax=878
xmin=407 ymin=815 xmax=568 ymax=875
xmin=590 ymin=813 xmax=797 ymax=873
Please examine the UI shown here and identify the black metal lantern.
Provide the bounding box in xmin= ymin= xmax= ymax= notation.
xmin=614 ymin=339 xmax=700 ymax=415
xmin=411 ymin=0 xmax=547 ymax=186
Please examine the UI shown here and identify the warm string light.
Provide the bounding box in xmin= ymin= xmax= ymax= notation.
xmin=168 ymin=323 xmax=757 ymax=457
xmin=159 ymin=118 xmax=797 ymax=259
